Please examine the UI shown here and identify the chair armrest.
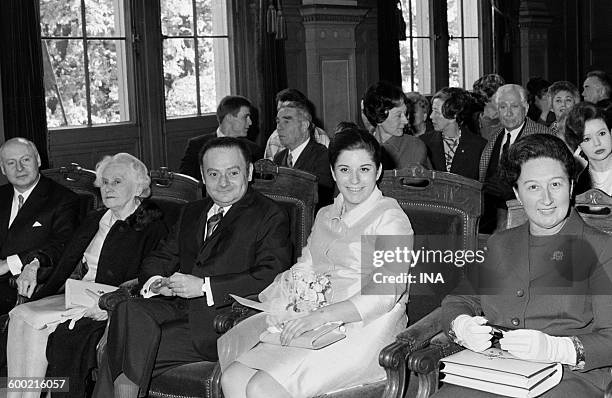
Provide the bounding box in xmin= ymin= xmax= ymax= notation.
xmin=213 ymin=301 xmax=259 ymax=334
xmin=396 ymin=307 xmax=443 ymax=350
xmin=375 ymin=307 xmax=444 ymax=398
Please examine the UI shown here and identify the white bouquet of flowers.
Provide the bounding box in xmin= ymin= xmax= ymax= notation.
xmin=284 ymin=269 xmax=332 ymax=313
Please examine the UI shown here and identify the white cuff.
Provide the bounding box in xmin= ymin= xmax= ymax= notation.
xmin=141 ymin=276 xmax=163 ymax=298
xmin=7 ymin=255 xmax=24 ymax=276
xmin=202 ymin=277 xmax=214 ymax=306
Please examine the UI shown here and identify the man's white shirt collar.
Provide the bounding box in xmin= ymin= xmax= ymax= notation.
xmin=504 ymin=120 xmax=526 ymax=146
xmin=289 ymin=138 xmax=310 ymax=165
xmin=216 ymin=127 xmax=226 ymax=138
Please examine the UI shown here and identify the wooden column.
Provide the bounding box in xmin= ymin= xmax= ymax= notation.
xmin=518 ymin=0 xmax=552 ymax=83
xmin=299 ymin=2 xmax=368 ymax=135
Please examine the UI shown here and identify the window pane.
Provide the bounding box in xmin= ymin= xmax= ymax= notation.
xmin=400 ymin=38 xmax=431 ymax=93
xmin=448 ymin=39 xmax=462 ymax=87
xmin=40 ymin=0 xmax=82 ymax=37
xmin=198 ymin=38 xmax=229 ymax=113
xmin=163 ymin=38 xmax=198 ymax=117
xmin=462 ymin=0 xmax=479 ymax=37
xmin=88 ymin=40 xmax=129 ymax=123
xmin=161 ymin=0 xmax=194 ymax=36
xmin=463 ymin=38 xmax=480 ymax=88
xmin=85 ymin=0 xmax=125 ymax=37
xmin=447 ymin=0 xmax=461 ymax=37
xmin=197 ymin=0 xmax=228 ymax=36
xmin=401 ymin=0 xmax=430 ymax=38
xmin=43 ymin=39 xmax=87 ymax=127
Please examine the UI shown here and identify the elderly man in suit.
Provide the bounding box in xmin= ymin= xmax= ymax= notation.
xmin=273 ymin=101 xmax=334 ymax=206
xmin=0 ymin=138 xmax=79 ymax=314
xmin=178 ymin=95 xmax=264 ymax=180
xmin=478 ymin=84 xmax=551 ymax=233
xmin=94 ymin=137 xmax=292 ymax=398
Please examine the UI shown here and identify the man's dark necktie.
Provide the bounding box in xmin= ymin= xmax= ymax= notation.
xmin=17 ymin=194 xmax=24 ymax=212
xmin=205 ymin=210 xmax=224 ymax=240
xmin=287 ymin=152 xmax=293 ymax=168
xmin=500 ymin=132 xmax=511 ymax=163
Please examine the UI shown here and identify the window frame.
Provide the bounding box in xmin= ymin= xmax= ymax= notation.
xmin=40 ymin=0 xmax=136 ymax=129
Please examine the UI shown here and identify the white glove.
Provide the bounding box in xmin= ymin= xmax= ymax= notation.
xmin=500 ymin=329 xmax=576 ymax=365
xmin=61 ymin=307 xmax=87 ymax=330
xmin=451 ymin=314 xmax=492 ymax=352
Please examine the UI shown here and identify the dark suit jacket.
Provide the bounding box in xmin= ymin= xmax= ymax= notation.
xmin=0 ymin=175 xmax=79 ymax=313
xmin=478 ymin=118 xmax=552 ymax=182
xmin=178 ymin=132 xmax=264 ymax=180
xmin=32 ymin=200 xmax=168 ymax=300
xmin=420 ymin=128 xmax=486 ymax=180
xmin=273 ymin=139 xmax=334 ymax=206
xmin=442 ymin=210 xmax=612 ymax=393
xmin=139 ymin=187 xmax=292 ymax=354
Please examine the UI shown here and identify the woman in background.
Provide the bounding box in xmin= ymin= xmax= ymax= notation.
xmin=362 ymin=81 xmax=430 ymax=169
xmin=405 ymin=92 xmax=434 ymax=137
xmin=8 ymin=153 xmax=167 ymax=398
xmin=420 ymin=87 xmax=486 ymax=180
xmin=548 ymin=81 xmax=581 ymax=138
xmin=565 ymin=102 xmax=612 ymax=195
xmin=471 ymin=74 xmax=505 ymax=140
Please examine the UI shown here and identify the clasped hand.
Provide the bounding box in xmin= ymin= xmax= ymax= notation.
xmin=452 ymin=314 xmax=492 ymax=352
xmin=61 ymin=289 xmax=108 ymax=329
xmin=500 ymin=329 xmax=575 ymax=365
xmin=267 ymin=311 xmax=325 ymax=346
xmin=150 ymin=272 xmax=204 ymax=298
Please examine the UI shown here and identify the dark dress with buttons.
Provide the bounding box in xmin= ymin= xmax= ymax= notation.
xmin=436 ymin=210 xmax=612 ymax=397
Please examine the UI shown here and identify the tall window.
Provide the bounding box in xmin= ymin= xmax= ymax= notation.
xmin=399 ymin=0 xmax=481 ymax=94
xmin=40 ymin=0 xmax=130 ymax=127
xmin=161 ymin=0 xmax=231 ymax=118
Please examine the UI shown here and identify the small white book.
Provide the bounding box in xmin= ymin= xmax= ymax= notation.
xmin=64 ymin=279 xmax=118 ymax=309
xmin=441 ymin=348 xmax=563 ymax=397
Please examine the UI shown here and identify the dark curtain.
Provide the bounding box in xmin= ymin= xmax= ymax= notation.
xmin=0 ymin=0 xmax=49 ymax=167
xmin=233 ymin=0 xmax=287 ymax=147
xmin=377 ymin=0 xmax=402 ymax=86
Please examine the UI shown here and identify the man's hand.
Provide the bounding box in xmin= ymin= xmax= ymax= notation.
xmin=150 ymin=277 xmax=173 ymax=296
xmin=0 ymin=259 xmax=9 ymax=276
xmin=17 ymin=259 xmax=40 ymax=297
xmin=168 ymin=272 xmax=204 ymax=298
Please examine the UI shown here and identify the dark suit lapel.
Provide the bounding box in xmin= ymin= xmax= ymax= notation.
xmin=8 ymin=177 xmax=50 ymax=233
xmin=196 ymin=191 xmax=254 ymax=263
xmin=293 ymin=139 xmax=314 ymax=170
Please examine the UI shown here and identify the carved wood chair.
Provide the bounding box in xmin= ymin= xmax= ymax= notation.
xmin=406 ymin=187 xmax=612 ymax=397
xmin=148 ymin=167 xmax=203 ymax=228
xmin=144 ymin=159 xmax=318 ymax=398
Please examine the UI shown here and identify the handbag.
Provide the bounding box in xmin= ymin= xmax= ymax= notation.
xmin=259 ymin=322 xmax=345 ymax=350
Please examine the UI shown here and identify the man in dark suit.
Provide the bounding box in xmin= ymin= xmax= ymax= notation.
xmin=0 ymin=138 xmax=79 ymax=314
xmin=178 ymin=95 xmax=264 ymax=180
xmin=273 ymin=101 xmax=334 ymax=205
xmin=478 ymin=84 xmax=551 ymax=232
xmin=97 ymin=137 xmax=292 ymax=397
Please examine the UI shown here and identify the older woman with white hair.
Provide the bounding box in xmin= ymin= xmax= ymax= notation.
xmin=7 ymin=153 xmax=168 ymax=398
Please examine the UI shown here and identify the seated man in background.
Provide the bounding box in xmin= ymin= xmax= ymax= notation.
xmin=273 ymin=101 xmax=334 ymax=206
xmin=478 ymin=84 xmax=551 ymax=233
xmin=0 ymin=137 xmax=79 ymax=314
xmin=93 ymin=137 xmax=292 ymax=398
xmin=179 ymin=95 xmax=263 ymax=180
xmin=264 ymin=88 xmax=329 ymax=160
